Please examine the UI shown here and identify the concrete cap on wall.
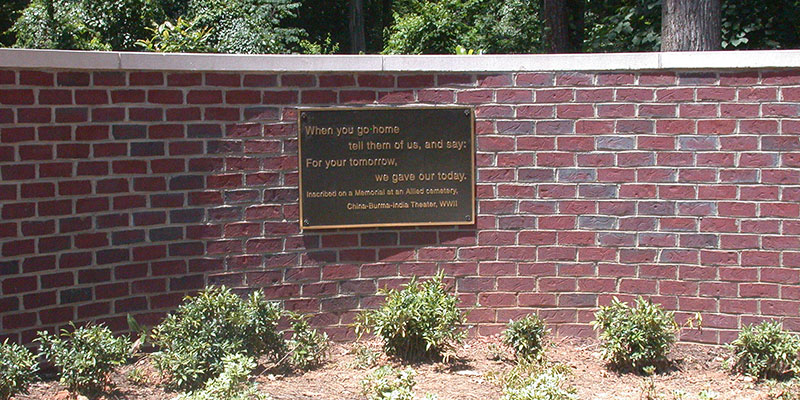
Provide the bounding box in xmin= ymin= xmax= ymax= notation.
xmin=1 ymin=48 xmax=800 ymax=72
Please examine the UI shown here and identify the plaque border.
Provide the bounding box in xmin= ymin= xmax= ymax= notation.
xmin=297 ymin=106 xmax=475 ymax=230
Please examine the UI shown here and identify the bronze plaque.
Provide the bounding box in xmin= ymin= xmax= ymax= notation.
xmin=299 ymin=107 xmax=475 ymax=230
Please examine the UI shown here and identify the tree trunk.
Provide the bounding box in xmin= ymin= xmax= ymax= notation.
xmin=661 ymin=0 xmax=721 ymax=51
xmin=349 ymin=0 xmax=366 ymax=54
xmin=543 ymin=0 xmax=584 ymax=53
xmin=543 ymin=0 xmax=569 ymax=53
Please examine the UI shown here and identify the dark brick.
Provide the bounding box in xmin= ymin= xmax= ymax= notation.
xmin=60 ymin=288 xmax=92 ymax=304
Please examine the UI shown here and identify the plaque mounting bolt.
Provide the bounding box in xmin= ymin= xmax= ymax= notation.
xmin=464 ymin=110 xmax=469 ymax=116
xmin=301 ymin=113 xmax=307 ymax=121
xmin=303 ymin=219 xmax=310 ymax=225
xmin=465 ymin=215 xmax=471 ymax=221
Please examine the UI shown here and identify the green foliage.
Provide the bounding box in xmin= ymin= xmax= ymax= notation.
xmin=12 ymin=0 xmax=163 ymax=51
xmin=384 ymin=0 xmax=542 ymax=54
xmin=0 ymin=0 xmax=28 ymax=46
xmin=175 ymin=353 xmax=269 ymax=400
xmin=354 ymin=272 xmax=466 ymax=361
xmin=299 ymin=33 xmax=340 ymax=54
xmin=287 ymin=312 xmax=329 ymax=371
xmin=12 ymin=0 xmax=109 ymax=50
xmin=137 ymin=17 xmax=213 ymax=52
xmin=361 ymin=365 xmax=417 ymax=400
xmin=9 ymin=0 xmax=303 ymax=53
xmin=36 ymin=323 xmax=130 ymax=396
xmin=151 ymin=286 xmax=284 ymax=390
xmin=81 ymin=0 xmax=165 ymax=50
xmin=502 ymin=314 xmax=549 ymax=362
xmin=0 ymin=339 xmax=38 ymax=400
xmin=721 ymin=0 xmax=800 ymax=50
xmin=584 ymin=0 xmax=661 ymax=52
xmin=591 ymin=296 xmax=677 ymax=372
xmin=729 ymin=321 xmax=800 ymax=380
xmin=182 ymin=0 xmax=303 ymax=54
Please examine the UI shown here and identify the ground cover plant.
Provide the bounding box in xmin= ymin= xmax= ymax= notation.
xmin=0 ymin=339 xmax=38 ymax=400
xmin=175 ymin=353 xmax=267 ymax=400
xmin=36 ymin=323 xmax=130 ymax=396
xmin=729 ymin=320 xmax=800 ymax=380
xmin=500 ymin=367 xmax=577 ymax=400
xmin=150 ymin=286 xmax=284 ymax=390
xmin=354 ymin=272 xmax=466 ymax=361
xmin=502 ymin=314 xmax=548 ymax=362
xmin=591 ymin=296 xmax=677 ymax=372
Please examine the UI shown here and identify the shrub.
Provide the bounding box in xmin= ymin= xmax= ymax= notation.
xmin=151 ymin=286 xmax=284 ymax=390
xmin=361 ymin=365 xmax=416 ymax=400
xmin=36 ymin=323 xmax=130 ymax=396
xmin=175 ymin=353 xmax=269 ymax=400
xmin=503 ymin=314 xmax=549 ymax=361
xmin=0 ymin=339 xmax=38 ymax=400
xmin=591 ymin=296 xmax=677 ymax=372
xmin=355 ymin=272 xmax=465 ymax=361
xmin=729 ymin=321 xmax=800 ymax=380
xmin=286 ymin=312 xmax=329 ymax=371
xmin=500 ymin=369 xmax=577 ymax=400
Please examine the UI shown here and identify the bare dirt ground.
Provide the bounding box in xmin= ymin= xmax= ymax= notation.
xmin=18 ymin=335 xmax=776 ymax=400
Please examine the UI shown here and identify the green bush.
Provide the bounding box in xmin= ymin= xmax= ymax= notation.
xmin=361 ymin=365 xmax=417 ymax=400
xmin=175 ymin=353 xmax=269 ymax=400
xmin=729 ymin=321 xmax=800 ymax=380
xmin=36 ymin=323 xmax=130 ymax=396
xmin=354 ymin=272 xmax=466 ymax=361
xmin=384 ymin=0 xmax=543 ymax=54
xmin=503 ymin=314 xmax=549 ymax=361
xmin=287 ymin=312 xmax=329 ymax=371
xmin=0 ymin=339 xmax=38 ymax=400
xmin=591 ymin=296 xmax=677 ymax=372
xmin=151 ymin=286 xmax=284 ymax=390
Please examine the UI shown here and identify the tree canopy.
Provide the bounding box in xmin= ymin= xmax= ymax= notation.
xmin=2 ymin=0 xmax=800 ymax=53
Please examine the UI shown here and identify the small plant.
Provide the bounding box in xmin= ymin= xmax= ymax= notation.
xmin=354 ymin=272 xmax=466 ymax=361
xmin=126 ymin=366 xmax=148 ymax=386
xmin=503 ymin=314 xmax=549 ymax=361
xmin=500 ymin=368 xmax=577 ymax=400
xmin=0 ymin=339 xmax=38 ymax=400
xmin=151 ymin=286 xmax=284 ymax=390
xmin=729 ymin=321 xmax=800 ymax=380
xmin=769 ymin=379 xmax=800 ymax=400
xmin=350 ymin=343 xmax=380 ymax=369
xmin=361 ymin=365 xmax=417 ymax=400
xmin=591 ymin=296 xmax=677 ymax=372
xmin=36 ymin=323 xmax=130 ymax=396
xmin=175 ymin=353 xmax=269 ymax=400
xmin=640 ymin=366 xmax=659 ymax=400
xmin=287 ymin=312 xmax=329 ymax=371
xmin=698 ymin=390 xmax=720 ymax=400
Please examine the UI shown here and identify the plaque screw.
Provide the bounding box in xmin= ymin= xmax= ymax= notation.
xmin=463 ymin=109 xmax=469 ymax=116
xmin=301 ymin=113 xmax=307 ymax=121
xmin=465 ymin=215 xmax=471 ymax=221
xmin=303 ymin=219 xmax=310 ymax=225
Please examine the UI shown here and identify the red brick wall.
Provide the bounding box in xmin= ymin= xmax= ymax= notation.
xmin=2 ymin=67 xmax=800 ymax=345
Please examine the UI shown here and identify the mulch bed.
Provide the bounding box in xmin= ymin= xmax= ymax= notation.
xmin=17 ymin=335 xmax=776 ymax=400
